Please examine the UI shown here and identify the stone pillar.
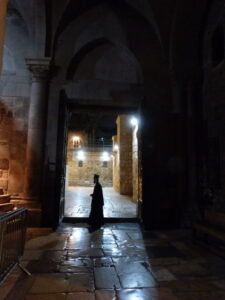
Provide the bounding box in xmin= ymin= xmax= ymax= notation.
xmin=117 ymin=115 xmax=133 ymax=195
xmin=112 ymin=135 xmax=119 ymax=192
xmin=0 ymin=0 xmax=8 ymax=71
xmin=24 ymin=58 xmax=51 ymax=199
xmin=132 ymin=123 xmax=138 ymax=202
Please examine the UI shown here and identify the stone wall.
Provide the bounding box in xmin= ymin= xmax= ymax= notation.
xmin=67 ymin=149 xmax=112 ymax=187
xmin=112 ymin=115 xmax=135 ymax=197
xmin=116 ymin=115 xmax=133 ymax=195
xmin=112 ymin=135 xmax=120 ymax=192
xmin=0 ymin=96 xmax=28 ymax=194
xmin=66 ymin=131 xmax=112 ymax=186
xmin=203 ymin=1 xmax=225 ymax=210
xmin=132 ymin=124 xmax=138 ymax=202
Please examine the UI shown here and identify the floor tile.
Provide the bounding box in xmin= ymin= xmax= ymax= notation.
xmin=61 ymin=258 xmax=93 ymax=267
xmin=6 ymin=274 xmax=36 ymax=300
xmin=41 ymin=250 xmax=67 ymax=261
xmin=68 ymin=273 xmax=94 ymax=292
xmin=94 ymin=267 xmax=120 ymax=289
xmin=2 ymin=223 xmax=225 ymax=300
xmin=65 ymin=187 xmax=136 ymax=218
xmin=68 ymin=248 xmax=104 ymax=257
xmin=103 ymin=247 xmax=126 ymax=257
xmin=67 ymin=292 xmax=95 ymax=300
xmin=150 ymin=267 xmax=177 ymax=282
xmin=29 ymin=274 xmax=69 ymax=294
xmin=26 ymin=260 xmax=59 ymax=273
xmin=22 ymin=250 xmax=43 ymax=261
xmin=95 ymin=290 xmax=116 ymax=300
xmin=25 ymin=293 xmax=67 ymax=300
xmin=59 ymin=264 xmax=92 ymax=273
xmin=93 ymin=257 xmax=113 ymax=267
xmin=114 ymin=257 xmax=150 ymax=274
xmin=0 ymin=266 xmax=23 ymax=300
xmin=25 ymin=233 xmax=69 ymax=250
xmin=119 ymin=271 xmax=157 ymax=288
xmin=117 ymin=288 xmax=178 ymax=300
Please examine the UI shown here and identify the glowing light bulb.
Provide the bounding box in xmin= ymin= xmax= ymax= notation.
xmin=77 ymin=150 xmax=85 ymax=160
xmin=113 ymin=144 xmax=119 ymax=151
xmin=130 ymin=117 xmax=138 ymax=127
xmin=72 ymin=136 xmax=80 ymax=142
xmin=102 ymin=151 xmax=110 ymax=161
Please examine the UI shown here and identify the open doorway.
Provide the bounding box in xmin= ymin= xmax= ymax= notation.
xmin=63 ymin=106 xmax=140 ymax=220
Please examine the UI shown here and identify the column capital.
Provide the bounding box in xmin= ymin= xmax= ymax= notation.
xmin=26 ymin=58 xmax=51 ymax=82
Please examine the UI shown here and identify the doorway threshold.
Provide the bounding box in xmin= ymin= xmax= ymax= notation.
xmin=63 ymin=217 xmax=139 ymax=223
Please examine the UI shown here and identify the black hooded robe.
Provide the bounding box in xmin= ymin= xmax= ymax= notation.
xmin=88 ymin=182 xmax=104 ymax=227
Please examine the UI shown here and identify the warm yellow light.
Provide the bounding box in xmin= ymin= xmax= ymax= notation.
xmin=113 ymin=144 xmax=119 ymax=151
xmin=72 ymin=136 xmax=80 ymax=142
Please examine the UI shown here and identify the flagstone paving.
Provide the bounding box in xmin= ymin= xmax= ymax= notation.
xmin=65 ymin=187 xmax=137 ymax=218
xmin=1 ymin=223 xmax=225 ymax=299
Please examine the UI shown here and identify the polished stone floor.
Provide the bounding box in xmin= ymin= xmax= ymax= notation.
xmin=65 ymin=187 xmax=137 ymax=218
xmin=1 ymin=223 xmax=225 ymax=299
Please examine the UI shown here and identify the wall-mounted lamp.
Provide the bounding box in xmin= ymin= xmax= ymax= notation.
xmin=72 ymin=136 xmax=81 ymax=148
xmin=113 ymin=144 xmax=119 ymax=152
xmin=77 ymin=150 xmax=85 ymax=160
xmin=101 ymin=151 xmax=110 ymax=161
xmin=130 ymin=117 xmax=138 ymax=127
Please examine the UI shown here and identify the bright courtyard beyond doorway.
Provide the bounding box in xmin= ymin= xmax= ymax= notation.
xmin=65 ymin=187 xmax=137 ymax=218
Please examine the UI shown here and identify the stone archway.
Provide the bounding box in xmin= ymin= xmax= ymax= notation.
xmin=44 ymin=0 xmax=175 ymax=228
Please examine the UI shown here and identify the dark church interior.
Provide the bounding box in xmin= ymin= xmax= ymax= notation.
xmin=1 ymin=0 xmax=225 ymax=299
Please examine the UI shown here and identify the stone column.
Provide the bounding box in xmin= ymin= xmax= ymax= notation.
xmin=0 ymin=0 xmax=8 ymax=71
xmin=24 ymin=58 xmax=51 ymax=199
xmin=117 ymin=115 xmax=133 ymax=195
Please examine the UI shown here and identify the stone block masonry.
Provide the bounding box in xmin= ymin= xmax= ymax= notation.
xmin=67 ymin=130 xmax=112 ymax=187
xmin=0 ymin=97 xmax=28 ymax=194
xmin=115 ymin=115 xmax=133 ymax=196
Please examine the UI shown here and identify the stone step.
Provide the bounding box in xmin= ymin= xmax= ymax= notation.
xmin=0 ymin=194 xmax=10 ymax=204
xmin=10 ymin=200 xmax=40 ymax=209
xmin=0 ymin=203 xmax=14 ymax=212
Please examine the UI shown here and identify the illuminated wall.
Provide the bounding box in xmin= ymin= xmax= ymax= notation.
xmin=67 ymin=131 xmax=112 ymax=187
xmin=112 ymin=135 xmax=120 ymax=192
xmin=112 ymin=115 xmax=133 ymax=195
xmin=132 ymin=122 xmax=138 ymax=202
xmin=0 ymin=97 xmax=28 ymax=194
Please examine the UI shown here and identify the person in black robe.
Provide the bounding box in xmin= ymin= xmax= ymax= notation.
xmin=88 ymin=174 xmax=104 ymax=228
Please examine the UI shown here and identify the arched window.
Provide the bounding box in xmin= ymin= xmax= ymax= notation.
xmin=212 ymin=25 xmax=224 ymax=67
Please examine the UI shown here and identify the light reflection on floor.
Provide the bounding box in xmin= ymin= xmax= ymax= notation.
xmin=3 ymin=223 xmax=225 ymax=299
xmin=65 ymin=186 xmax=137 ymax=218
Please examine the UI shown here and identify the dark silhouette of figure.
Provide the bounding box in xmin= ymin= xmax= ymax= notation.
xmin=88 ymin=174 xmax=104 ymax=228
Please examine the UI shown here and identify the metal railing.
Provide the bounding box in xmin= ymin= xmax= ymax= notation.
xmin=0 ymin=208 xmax=28 ymax=283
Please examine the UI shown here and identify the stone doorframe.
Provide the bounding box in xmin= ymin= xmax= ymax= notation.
xmin=56 ymin=96 xmax=143 ymax=223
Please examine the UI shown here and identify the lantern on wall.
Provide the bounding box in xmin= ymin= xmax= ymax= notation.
xmin=113 ymin=144 xmax=119 ymax=152
xmin=77 ymin=150 xmax=85 ymax=160
xmin=72 ymin=136 xmax=81 ymax=148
